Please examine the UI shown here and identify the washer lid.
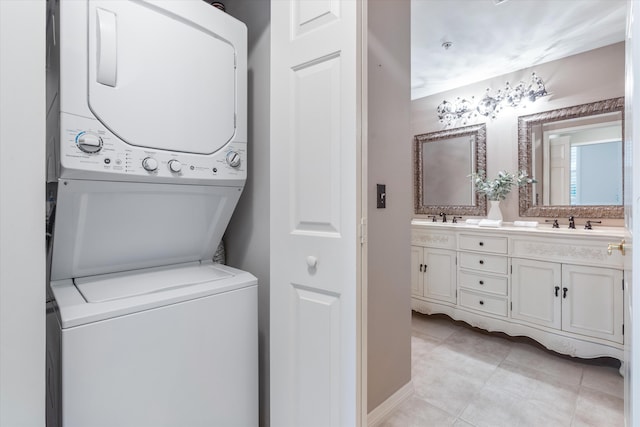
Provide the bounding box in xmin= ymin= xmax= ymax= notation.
xmin=75 ymin=263 xmax=233 ymax=303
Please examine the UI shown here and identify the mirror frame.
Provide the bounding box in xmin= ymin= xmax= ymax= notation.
xmin=518 ymin=97 xmax=624 ymax=218
xmin=414 ymin=123 xmax=487 ymax=216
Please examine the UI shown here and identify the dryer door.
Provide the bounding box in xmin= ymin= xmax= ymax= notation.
xmin=87 ymin=0 xmax=238 ymax=155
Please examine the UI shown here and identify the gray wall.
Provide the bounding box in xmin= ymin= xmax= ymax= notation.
xmin=223 ymin=1 xmax=271 ymax=426
xmin=0 ymin=1 xmax=46 ymax=425
xmin=367 ymin=0 xmax=412 ymax=412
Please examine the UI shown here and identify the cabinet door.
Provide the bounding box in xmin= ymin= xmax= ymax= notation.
xmin=423 ymin=248 xmax=456 ymax=304
xmin=562 ymin=265 xmax=623 ymax=343
xmin=410 ymin=246 xmax=424 ymax=297
xmin=511 ymin=259 xmax=561 ymax=329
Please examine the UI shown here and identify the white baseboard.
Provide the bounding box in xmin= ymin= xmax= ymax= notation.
xmin=367 ymin=380 xmax=414 ymax=427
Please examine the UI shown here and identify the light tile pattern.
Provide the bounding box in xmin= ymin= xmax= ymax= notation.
xmin=379 ymin=312 xmax=624 ymax=427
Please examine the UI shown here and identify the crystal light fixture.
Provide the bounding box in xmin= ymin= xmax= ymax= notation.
xmin=437 ymin=72 xmax=548 ymax=126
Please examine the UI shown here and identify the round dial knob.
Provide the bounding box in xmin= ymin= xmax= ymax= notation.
xmin=76 ymin=132 xmax=103 ymax=154
xmin=168 ymin=159 xmax=182 ymax=173
xmin=226 ymin=151 xmax=241 ymax=168
xmin=142 ymin=157 xmax=158 ymax=172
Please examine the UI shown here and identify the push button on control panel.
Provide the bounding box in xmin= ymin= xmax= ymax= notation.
xmin=76 ymin=132 xmax=103 ymax=154
xmin=142 ymin=157 xmax=158 ymax=172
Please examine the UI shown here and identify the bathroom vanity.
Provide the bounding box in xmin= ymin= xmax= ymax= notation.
xmin=411 ymin=220 xmax=627 ymax=362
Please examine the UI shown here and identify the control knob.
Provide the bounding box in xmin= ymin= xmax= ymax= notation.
xmin=168 ymin=159 xmax=182 ymax=173
xmin=142 ymin=157 xmax=158 ymax=172
xmin=226 ymin=151 xmax=241 ymax=168
xmin=76 ymin=132 xmax=103 ymax=154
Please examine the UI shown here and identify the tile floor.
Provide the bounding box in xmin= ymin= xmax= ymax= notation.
xmin=379 ymin=312 xmax=624 ymax=427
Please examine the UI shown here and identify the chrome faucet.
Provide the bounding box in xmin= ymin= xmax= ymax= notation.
xmin=428 ymin=215 xmax=437 ymax=222
xmin=452 ymin=216 xmax=462 ymax=224
xmin=439 ymin=212 xmax=447 ymax=223
xmin=568 ymin=216 xmax=575 ymax=229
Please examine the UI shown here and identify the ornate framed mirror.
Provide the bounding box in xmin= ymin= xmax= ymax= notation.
xmin=414 ymin=123 xmax=487 ymax=216
xmin=518 ymin=97 xmax=624 ymax=218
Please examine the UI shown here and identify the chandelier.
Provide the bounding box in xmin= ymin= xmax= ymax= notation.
xmin=436 ymin=72 xmax=548 ymax=126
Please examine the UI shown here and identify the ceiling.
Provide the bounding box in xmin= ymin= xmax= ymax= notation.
xmin=411 ymin=0 xmax=627 ymax=100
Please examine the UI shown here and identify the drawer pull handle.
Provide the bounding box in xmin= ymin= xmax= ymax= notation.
xmin=479 ymin=242 xmax=484 ymax=246
xmin=555 ymin=286 xmax=560 ymax=297
xmin=479 ymin=300 xmax=484 ymax=305
xmin=419 ymin=264 xmax=423 ymax=272
xmin=479 ymin=280 xmax=484 ymax=285
xmin=479 ymin=260 xmax=484 ymax=265
xmin=563 ymin=287 xmax=568 ymax=298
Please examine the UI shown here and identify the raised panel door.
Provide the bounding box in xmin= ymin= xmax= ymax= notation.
xmin=423 ymin=248 xmax=456 ymax=304
xmin=511 ymin=258 xmax=561 ymax=329
xmin=562 ymin=265 xmax=623 ymax=343
xmin=411 ymin=246 xmax=424 ymax=297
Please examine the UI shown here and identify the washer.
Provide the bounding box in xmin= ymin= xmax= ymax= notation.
xmin=45 ymin=1 xmax=255 ymax=426
xmin=48 ymin=262 xmax=257 ymax=427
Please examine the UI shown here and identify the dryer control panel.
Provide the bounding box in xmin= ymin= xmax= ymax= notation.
xmin=58 ymin=113 xmax=246 ymax=186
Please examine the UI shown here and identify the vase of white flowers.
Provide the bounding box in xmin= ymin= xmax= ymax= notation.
xmin=470 ymin=170 xmax=536 ymax=220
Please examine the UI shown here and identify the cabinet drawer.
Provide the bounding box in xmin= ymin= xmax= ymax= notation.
xmin=459 ymin=234 xmax=507 ymax=254
xmin=459 ymin=290 xmax=508 ymax=317
xmin=459 ymin=252 xmax=508 ymax=275
xmin=459 ymin=271 xmax=508 ymax=295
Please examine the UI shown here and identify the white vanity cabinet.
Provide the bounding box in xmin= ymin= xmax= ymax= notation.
xmin=411 ymin=220 xmax=626 ymax=361
xmin=512 ymin=260 xmax=623 ymax=344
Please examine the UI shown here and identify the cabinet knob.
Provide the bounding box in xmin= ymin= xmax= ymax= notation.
xmin=479 ymin=242 xmax=484 ymax=246
xmin=479 ymin=300 xmax=484 ymax=305
xmin=479 ymin=280 xmax=484 ymax=285
xmin=479 ymin=260 xmax=484 ymax=265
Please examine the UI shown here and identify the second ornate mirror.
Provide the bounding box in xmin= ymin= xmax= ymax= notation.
xmin=518 ymin=97 xmax=624 ymax=218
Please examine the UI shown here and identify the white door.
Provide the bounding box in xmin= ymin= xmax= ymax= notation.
xmin=624 ymin=1 xmax=638 ymax=424
xmin=544 ymin=135 xmax=571 ymax=205
xmin=511 ymin=258 xmax=561 ymax=329
xmin=411 ymin=246 xmax=424 ymax=296
xmin=270 ymin=1 xmax=362 ymax=427
xmin=423 ymin=248 xmax=456 ymax=304
xmin=561 ymin=265 xmax=623 ymax=343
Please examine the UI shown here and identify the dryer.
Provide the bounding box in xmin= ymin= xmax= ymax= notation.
xmin=45 ymin=1 xmax=256 ymax=426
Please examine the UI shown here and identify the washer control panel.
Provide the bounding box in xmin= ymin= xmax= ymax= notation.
xmin=59 ymin=114 xmax=246 ymax=184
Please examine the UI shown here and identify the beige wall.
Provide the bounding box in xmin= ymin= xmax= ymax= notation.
xmin=412 ymin=42 xmax=625 ymax=224
xmin=367 ymin=0 xmax=412 ymax=412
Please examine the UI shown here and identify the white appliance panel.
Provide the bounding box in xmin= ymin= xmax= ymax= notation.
xmin=56 ymin=0 xmax=248 ymax=183
xmin=50 ymin=179 xmax=242 ymax=281
xmin=58 ymin=283 xmax=258 ymax=427
xmin=88 ymin=0 xmax=236 ymax=155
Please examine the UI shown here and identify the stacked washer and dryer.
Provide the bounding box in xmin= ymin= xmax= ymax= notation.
xmin=45 ymin=1 xmax=257 ymax=426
